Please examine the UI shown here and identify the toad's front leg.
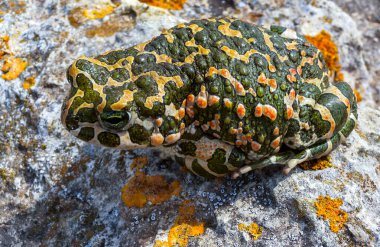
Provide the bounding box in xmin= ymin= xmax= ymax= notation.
xmin=174 ymin=136 xmax=247 ymax=178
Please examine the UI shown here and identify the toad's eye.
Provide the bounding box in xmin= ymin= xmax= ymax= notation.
xmin=99 ymin=111 xmax=131 ymax=131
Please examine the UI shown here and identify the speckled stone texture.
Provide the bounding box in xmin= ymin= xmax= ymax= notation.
xmin=0 ymin=0 xmax=379 ymax=246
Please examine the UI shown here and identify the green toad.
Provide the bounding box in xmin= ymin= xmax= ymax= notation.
xmin=61 ymin=17 xmax=358 ymax=178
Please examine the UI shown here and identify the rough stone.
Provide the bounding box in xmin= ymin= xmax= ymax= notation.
xmin=0 ymin=0 xmax=379 ymax=246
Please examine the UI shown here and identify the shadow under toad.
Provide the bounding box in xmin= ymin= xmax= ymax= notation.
xmin=1 ymin=144 xmax=317 ymax=247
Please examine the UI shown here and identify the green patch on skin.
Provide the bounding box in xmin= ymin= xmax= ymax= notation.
xmin=76 ymin=73 xmax=91 ymax=91
xmin=98 ymin=132 xmax=120 ymax=147
xmin=207 ymin=148 xmax=229 ymax=174
xmin=135 ymin=53 xmax=156 ymax=64
xmin=135 ymin=76 xmax=158 ymax=94
xmin=228 ymin=147 xmax=246 ymax=167
xmin=95 ymin=49 xmax=134 ymax=65
xmin=289 ymin=50 xmax=300 ymax=63
xmin=75 ymin=74 xmax=102 ymax=105
xmin=311 ymin=110 xmax=331 ymax=138
xmin=340 ymin=118 xmax=356 ymax=138
xmin=77 ymin=127 xmax=95 ymax=141
xmin=257 ymin=87 xmax=265 ymax=98
xmin=65 ymin=96 xmax=85 ymax=130
xmin=111 ymin=68 xmax=130 ymax=82
xmin=76 ymin=59 xmax=110 ymax=85
xmin=192 ymin=159 xmax=216 ymax=179
xmin=181 ymin=64 xmax=196 ymax=79
xmin=318 ymin=93 xmax=348 ymax=133
xmin=301 ymin=60 xmax=322 ymax=80
xmin=159 ymin=116 xmax=180 ymax=136
xmin=334 ymin=82 xmax=356 ymax=106
xmin=103 ymin=86 xmax=126 ymax=110
xmin=138 ymin=101 xmax=165 ymax=119
xmin=65 ymin=116 xmax=79 ymax=131
xmin=178 ymin=142 xmax=196 ymax=156
xmin=128 ymin=124 xmax=151 ymax=145
xmin=76 ymin=108 xmax=97 ymax=124
xmin=69 ymin=96 xmax=85 ymax=113
xmin=299 ymin=83 xmax=321 ymax=100
xmin=310 ymin=141 xmax=329 ymax=156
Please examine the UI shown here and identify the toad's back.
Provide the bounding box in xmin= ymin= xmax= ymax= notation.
xmin=102 ymin=17 xmax=328 ymax=157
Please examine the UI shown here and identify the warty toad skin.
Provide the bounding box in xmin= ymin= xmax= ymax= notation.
xmin=61 ymin=17 xmax=358 ymax=178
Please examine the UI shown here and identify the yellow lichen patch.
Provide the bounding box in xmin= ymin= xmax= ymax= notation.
xmin=139 ymin=0 xmax=187 ymax=10
xmin=314 ymin=196 xmax=348 ymax=233
xmin=121 ymin=171 xmax=181 ymax=208
xmin=238 ymin=222 xmax=263 ymax=240
xmin=82 ymin=5 xmax=115 ymax=20
xmin=299 ymin=155 xmax=333 ymax=170
xmin=321 ymin=16 xmax=333 ymax=24
xmin=305 ymin=30 xmax=344 ymax=81
xmin=154 ymin=201 xmax=205 ymax=247
xmin=130 ymin=156 xmax=149 ymax=170
xmin=22 ymin=76 xmax=36 ymax=90
xmin=1 ymin=57 xmax=27 ymax=80
xmin=353 ymin=89 xmax=362 ymax=103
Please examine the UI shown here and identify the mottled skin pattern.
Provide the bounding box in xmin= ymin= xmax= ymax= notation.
xmin=61 ymin=17 xmax=358 ymax=178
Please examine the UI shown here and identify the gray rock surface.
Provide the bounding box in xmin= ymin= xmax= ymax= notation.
xmin=0 ymin=0 xmax=379 ymax=246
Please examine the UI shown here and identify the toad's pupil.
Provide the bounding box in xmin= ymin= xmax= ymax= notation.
xmin=105 ymin=117 xmax=124 ymax=125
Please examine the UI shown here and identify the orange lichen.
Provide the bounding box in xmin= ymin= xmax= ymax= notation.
xmin=305 ymin=30 xmax=344 ymax=81
xmin=83 ymin=5 xmax=115 ymax=20
xmin=139 ymin=0 xmax=187 ymax=10
xmin=314 ymin=196 xmax=348 ymax=233
xmin=121 ymin=171 xmax=181 ymax=208
xmin=353 ymin=89 xmax=362 ymax=103
xmin=1 ymin=57 xmax=27 ymax=80
xmin=22 ymin=76 xmax=35 ymax=90
xmin=68 ymin=4 xmax=116 ymax=28
xmin=0 ymin=35 xmax=11 ymax=59
xmin=130 ymin=156 xmax=149 ymax=170
xmin=238 ymin=223 xmax=263 ymax=240
xmin=85 ymin=14 xmax=136 ymax=38
xmin=68 ymin=7 xmax=86 ymax=28
xmin=154 ymin=201 xmax=205 ymax=247
xmin=299 ymin=156 xmax=333 ymax=170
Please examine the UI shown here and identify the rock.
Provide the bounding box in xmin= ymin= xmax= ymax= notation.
xmin=0 ymin=0 xmax=379 ymax=246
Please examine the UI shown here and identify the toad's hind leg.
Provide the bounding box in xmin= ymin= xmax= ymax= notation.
xmin=282 ymin=117 xmax=356 ymax=174
xmin=232 ymin=81 xmax=358 ymax=178
xmin=231 ymin=151 xmax=295 ymax=179
xmin=282 ymin=81 xmax=358 ymax=173
xmin=232 ymin=120 xmax=355 ymax=179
